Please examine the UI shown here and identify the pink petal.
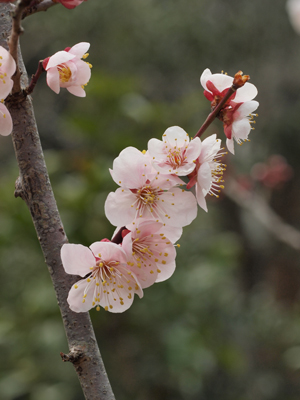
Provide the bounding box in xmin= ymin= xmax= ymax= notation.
xmin=61 ymin=243 xmax=95 ymax=276
xmin=69 ymin=42 xmax=90 ymax=58
xmin=158 ymin=188 xmax=197 ymax=227
xmin=155 ymin=260 xmax=176 ymax=282
xmin=71 ymin=58 xmax=91 ymax=85
xmin=46 ymin=51 xmax=75 ymax=69
xmin=0 ymin=103 xmax=12 ymax=136
xmin=46 ymin=68 xmax=60 ymax=94
xmin=105 ymin=189 xmax=137 ymax=227
xmin=163 ymin=126 xmax=189 ymax=148
xmin=67 ymin=85 xmax=86 ymax=97
xmin=110 ymin=147 xmax=152 ymax=188
xmin=67 ymin=278 xmax=95 ymax=312
xmin=89 ymin=241 xmax=127 ymax=263
xmin=0 ymin=46 xmax=16 ymax=78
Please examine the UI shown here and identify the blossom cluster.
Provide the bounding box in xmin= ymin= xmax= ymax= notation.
xmin=61 ymin=69 xmax=259 ymax=314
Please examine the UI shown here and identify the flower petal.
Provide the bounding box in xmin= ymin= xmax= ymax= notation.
xmin=233 ymin=82 xmax=258 ymax=103
xmin=67 ymin=278 xmax=96 ymax=312
xmin=69 ymin=42 xmax=90 ymax=58
xmin=61 ymin=243 xmax=95 ymax=276
xmin=46 ymin=51 xmax=75 ymax=70
xmin=46 ymin=67 xmax=60 ymax=94
xmin=105 ymin=188 xmax=137 ymax=227
xmin=67 ymin=85 xmax=86 ymax=97
xmin=0 ymin=103 xmax=12 ymax=136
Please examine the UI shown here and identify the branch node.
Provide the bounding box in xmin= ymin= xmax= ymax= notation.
xmin=60 ymin=349 xmax=84 ymax=364
xmin=14 ymin=176 xmax=25 ymax=199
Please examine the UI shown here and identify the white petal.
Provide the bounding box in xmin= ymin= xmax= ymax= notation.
xmin=232 ymin=118 xmax=251 ymax=140
xmin=61 ymin=243 xmax=95 ymax=276
xmin=234 ymin=101 xmax=259 ymax=120
xmin=200 ymin=68 xmax=212 ymax=90
xmin=195 ymin=183 xmax=208 ymax=212
xmin=69 ymin=42 xmax=90 ymax=58
xmin=197 ymin=162 xmax=212 ymax=191
xmin=209 ymin=73 xmax=233 ymax=92
xmin=155 ymin=260 xmax=176 ymax=282
xmin=226 ymin=138 xmax=235 ymax=155
xmin=233 ymin=82 xmax=258 ymax=103
xmin=163 ymin=126 xmax=189 ymax=147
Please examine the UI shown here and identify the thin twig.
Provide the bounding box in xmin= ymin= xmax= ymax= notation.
xmin=25 ymin=60 xmax=45 ymax=95
xmin=22 ymin=0 xmax=57 ymax=19
xmin=1 ymin=4 xmax=116 ymax=399
xmin=8 ymin=0 xmax=32 ymax=93
xmin=225 ymin=178 xmax=300 ymax=252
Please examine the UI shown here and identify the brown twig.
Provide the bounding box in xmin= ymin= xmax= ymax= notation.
xmin=25 ymin=60 xmax=45 ymax=95
xmin=22 ymin=0 xmax=57 ymax=19
xmin=1 ymin=4 xmax=116 ymax=399
xmin=8 ymin=0 xmax=32 ymax=93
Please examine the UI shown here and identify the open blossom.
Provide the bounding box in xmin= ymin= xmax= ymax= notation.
xmin=121 ymin=220 xmax=178 ymax=286
xmin=200 ymin=68 xmax=257 ymax=105
xmin=61 ymin=241 xmax=143 ymax=313
xmin=43 ymin=42 xmax=91 ymax=97
xmin=148 ymin=126 xmax=201 ymax=176
xmin=187 ymin=134 xmax=225 ymax=212
xmin=221 ymin=100 xmax=259 ymax=154
xmin=105 ymin=146 xmax=197 ymax=228
xmin=53 ymin=0 xmax=87 ymax=9
xmin=0 ymin=46 xmax=16 ymax=136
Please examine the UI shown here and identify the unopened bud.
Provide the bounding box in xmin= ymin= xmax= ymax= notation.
xmin=233 ymin=71 xmax=250 ymax=89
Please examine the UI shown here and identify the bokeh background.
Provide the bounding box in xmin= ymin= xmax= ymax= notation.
xmin=2 ymin=0 xmax=300 ymax=399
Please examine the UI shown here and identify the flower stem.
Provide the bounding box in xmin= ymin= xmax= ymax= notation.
xmin=25 ymin=60 xmax=44 ymax=95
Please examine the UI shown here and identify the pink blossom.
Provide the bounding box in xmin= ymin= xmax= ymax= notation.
xmin=61 ymin=241 xmax=143 ymax=313
xmin=53 ymin=0 xmax=87 ymax=9
xmin=121 ymin=220 xmax=178 ymax=287
xmin=0 ymin=102 xmax=13 ymax=136
xmin=43 ymin=42 xmax=91 ymax=97
xmin=200 ymin=68 xmax=257 ymax=105
xmin=148 ymin=126 xmax=201 ymax=176
xmin=0 ymin=46 xmax=16 ymax=101
xmin=187 ymin=134 xmax=225 ymax=212
xmin=104 ymin=147 xmax=198 ymax=228
xmin=221 ymin=100 xmax=259 ymax=154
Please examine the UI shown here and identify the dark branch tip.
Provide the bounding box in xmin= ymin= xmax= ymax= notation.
xmin=60 ymin=350 xmax=84 ymax=364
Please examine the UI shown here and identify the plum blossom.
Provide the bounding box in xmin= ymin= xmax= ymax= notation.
xmin=187 ymin=134 xmax=225 ymax=212
xmin=43 ymin=42 xmax=91 ymax=97
xmin=61 ymin=241 xmax=143 ymax=313
xmin=121 ymin=220 xmax=178 ymax=286
xmin=105 ymin=146 xmax=197 ymax=228
xmin=200 ymin=68 xmax=258 ymax=105
xmin=148 ymin=126 xmax=201 ymax=176
xmin=220 ymin=100 xmax=259 ymax=154
xmin=53 ymin=0 xmax=87 ymax=9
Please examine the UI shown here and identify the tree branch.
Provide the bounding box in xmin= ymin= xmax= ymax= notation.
xmin=225 ymin=178 xmax=300 ymax=252
xmin=22 ymin=0 xmax=57 ymax=19
xmin=1 ymin=3 xmax=115 ymax=399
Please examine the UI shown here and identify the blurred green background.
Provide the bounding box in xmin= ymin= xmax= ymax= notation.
xmin=2 ymin=0 xmax=300 ymax=399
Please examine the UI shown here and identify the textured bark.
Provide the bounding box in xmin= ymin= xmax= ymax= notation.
xmin=0 ymin=3 xmax=115 ymax=399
